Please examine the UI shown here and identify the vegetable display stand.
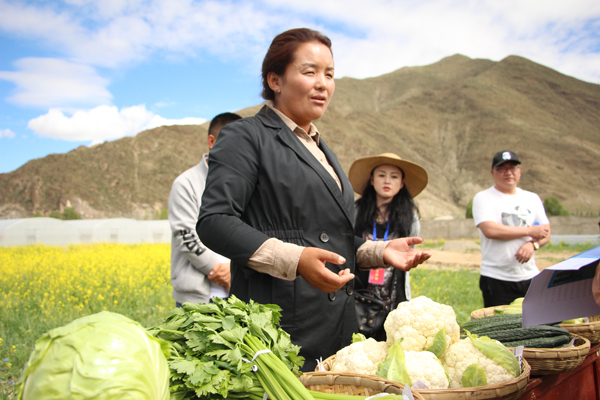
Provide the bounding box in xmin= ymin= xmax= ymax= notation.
xmin=316 ymin=355 xmax=531 ymax=400
xmin=517 ymin=344 xmax=600 ymax=400
xmin=299 ymin=371 xmax=425 ymax=399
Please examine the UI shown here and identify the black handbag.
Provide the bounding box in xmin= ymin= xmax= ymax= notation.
xmin=354 ymin=289 xmax=387 ymax=338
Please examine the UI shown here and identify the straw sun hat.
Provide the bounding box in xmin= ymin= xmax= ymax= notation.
xmin=348 ymin=153 xmax=428 ymax=198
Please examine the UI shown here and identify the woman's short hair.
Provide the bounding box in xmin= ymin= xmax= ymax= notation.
xmin=261 ymin=28 xmax=332 ymax=101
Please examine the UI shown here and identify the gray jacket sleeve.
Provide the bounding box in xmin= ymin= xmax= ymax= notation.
xmin=168 ymin=174 xmax=219 ymax=276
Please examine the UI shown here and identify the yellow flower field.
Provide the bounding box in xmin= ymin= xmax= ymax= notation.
xmin=0 ymin=244 xmax=174 ymax=397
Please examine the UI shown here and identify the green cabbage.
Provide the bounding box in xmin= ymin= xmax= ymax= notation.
xmin=17 ymin=311 xmax=170 ymax=400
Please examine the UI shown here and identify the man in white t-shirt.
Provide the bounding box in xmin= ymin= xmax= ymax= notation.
xmin=472 ymin=150 xmax=551 ymax=307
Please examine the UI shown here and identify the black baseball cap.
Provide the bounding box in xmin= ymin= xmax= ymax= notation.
xmin=492 ymin=150 xmax=521 ymax=168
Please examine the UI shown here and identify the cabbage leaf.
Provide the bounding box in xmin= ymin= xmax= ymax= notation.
xmin=466 ymin=331 xmax=520 ymax=377
xmin=425 ymin=325 xmax=446 ymax=358
xmin=376 ymin=339 xmax=411 ymax=385
xmin=461 ymin=361 xmax=487 ymax=388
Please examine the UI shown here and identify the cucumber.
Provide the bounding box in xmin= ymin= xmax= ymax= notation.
xmin=461 ymin=314 xmax=523 ymax=334
xmin=502 ymin=334 xmax=571 ymax=349
xmin=483 ymin=325 xmax=570 ymax=342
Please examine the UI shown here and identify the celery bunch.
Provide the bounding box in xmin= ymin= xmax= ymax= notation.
xmin=150 ymin=296 xmax=408 ymax=400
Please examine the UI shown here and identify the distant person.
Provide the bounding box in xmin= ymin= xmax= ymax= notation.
xmin=472 ymin=150 xmax=551 ymax=307
xmin=168 ymin=112 xmax=242 ymax=306
xmin=349 ymin=153 xmax=428 ymax=340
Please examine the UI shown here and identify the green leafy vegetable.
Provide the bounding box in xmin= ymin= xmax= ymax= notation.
xmin=461 ymin=361 xmax=487 ymax=387
xmin=466 ymin=331 xmax=520 ymax=377
xmin=16 ymin=311 xmax=170 ymax=400
xmin=352 ymin=333 xmax=367 ymax=343
xmin=426 ymin=325 xmax=447 ymax=358
xmin=149 ymin=295 xmax=308 ymax=399
xmin=376 ymin=339 xmax=411 ymax=385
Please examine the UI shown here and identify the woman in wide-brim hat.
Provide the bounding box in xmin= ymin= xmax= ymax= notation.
xmin=349 ymin=153 xmax=428 ymax=341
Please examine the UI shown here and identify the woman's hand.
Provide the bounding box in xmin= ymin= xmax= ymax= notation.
xmin=383 ymin=237 xmax=432 ymax=271
xmin=297 ymin=247 xmax=355 ymax=293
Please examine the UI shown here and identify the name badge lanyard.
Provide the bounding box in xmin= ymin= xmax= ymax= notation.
xmin=373 ymin=221 xmax=390 ymax=242
xmin=368 ymin=221 xmax=390 ymax=285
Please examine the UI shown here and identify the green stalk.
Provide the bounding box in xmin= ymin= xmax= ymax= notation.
xmin=244 ymin=334 xmax=313 ymax=400
xmin=254 ymin=366 xmax=292 ymax=400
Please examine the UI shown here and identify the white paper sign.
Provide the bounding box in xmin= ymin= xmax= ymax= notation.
xmin=522 ymin=246 xmax=600 ymax=327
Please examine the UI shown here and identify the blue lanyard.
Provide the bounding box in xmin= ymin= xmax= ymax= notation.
xmin=373 ymin=221 xmax=390 ymax=242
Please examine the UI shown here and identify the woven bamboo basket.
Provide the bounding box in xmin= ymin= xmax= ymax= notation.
xmin=469 ymin=307 xmax=591 ymax=375
xmin=315 ymin=355 xmax=530 ymax=400
xmin=470 ymin=305 xmax=508 ymax=319
xmin=299 ymin=371 xmax=426 ymax=399
xmin=522 ymin=335 xmax=590 ymax=376
xmin=559 ymin=316 xmax=600 ymax=344
xmin=471 ymin=307 xmax=600 ymax=344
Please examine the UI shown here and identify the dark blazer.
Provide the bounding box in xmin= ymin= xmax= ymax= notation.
xmin=197 ymin=105 xmax=364 ymax=371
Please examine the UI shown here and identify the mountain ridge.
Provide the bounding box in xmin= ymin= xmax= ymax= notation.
xmin=1 ymin=54 xmax=599 ymax=220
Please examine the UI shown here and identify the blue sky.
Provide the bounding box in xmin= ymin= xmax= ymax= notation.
xmin=1 ymin=0 xmax=600 ymax=174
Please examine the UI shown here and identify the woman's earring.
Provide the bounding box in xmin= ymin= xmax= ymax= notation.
xmin=275 ymin=88 xmax=280 ymax=93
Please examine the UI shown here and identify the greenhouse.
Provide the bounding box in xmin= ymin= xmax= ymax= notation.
xmin=66 ymin=218 xmax=153 ymax=244
xmin=139 ymin=220 xmax=171 ymax=243
xmin=0 ymin=217 xmax=80 ymax=247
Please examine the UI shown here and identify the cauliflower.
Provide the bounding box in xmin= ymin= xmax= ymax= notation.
xmin=404 ymin=350 xmax=449 ymax=389
xmin=331 ymin=338 xmax=388 ymax=375
xmin=441 ymin=336 xmax=518 ymax=388
xmin=384 ymin=296 xmax=460 ymax=352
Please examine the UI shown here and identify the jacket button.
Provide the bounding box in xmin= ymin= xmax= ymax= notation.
xmin=320 ymin=232 xmax=329 ymax=243
xmin=328 ymin=292 xmax=336 ymax=301
xmin=346 ymin=286 xmax=354 ymax=296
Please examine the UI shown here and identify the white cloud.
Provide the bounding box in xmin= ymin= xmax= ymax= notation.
xmin=27 ymin=105 xmax=206 ymax=144
xmin=0 ymin=58 xmax=111 ymax=108
xmin=0 ymin=129 xmax=15 ymax=138
xmin=1 ymin=0 xmax=600 ymax=115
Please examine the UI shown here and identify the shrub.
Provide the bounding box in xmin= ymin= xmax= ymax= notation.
xmin=48 ymin=207 xmax=82 ymax=220
xmin=155 ymin=208 xmax=168 ymax=220
xmin=543 ymin=197 xmax=569 ymax=216
xmin=466 ymin=198 xmax=473 ymax=219
xmin=49 ymin=210 xmax=62 ymax=219
xmin=62 ymin=207 xmax=81 ymax=220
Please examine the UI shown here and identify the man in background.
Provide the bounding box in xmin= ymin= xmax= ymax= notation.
xmin=168 ymin=112 xmax=242 ymax=306
xmin=473 ymin=150 xmax=551 ymax=307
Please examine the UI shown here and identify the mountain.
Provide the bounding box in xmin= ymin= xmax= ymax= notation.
xmin=1 ymin=54 xmax=599 ymax=220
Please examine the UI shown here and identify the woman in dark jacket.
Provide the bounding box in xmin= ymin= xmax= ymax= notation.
xmin=197 ymin=28 xmax=431 ymax=371
xmin=349 ymin=153 xmax=428 ymax=341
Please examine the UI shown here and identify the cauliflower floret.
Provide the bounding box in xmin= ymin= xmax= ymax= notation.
xmin=405 ymin=350 xmax=449 ymax=389
xmin=384 ymin=296 xmax=460 ymax=352
xmin=331 ymin=338 xmax=388 ymax=375
xmin=441 ymin=337 xmax=515 ymax=388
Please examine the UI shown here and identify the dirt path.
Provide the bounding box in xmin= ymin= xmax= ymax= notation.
xmin=419 ymin=239 xmax=579 ymax=272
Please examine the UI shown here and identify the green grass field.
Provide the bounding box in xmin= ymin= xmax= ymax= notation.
xmin=0 ymin=242 xmax=595 ymax=399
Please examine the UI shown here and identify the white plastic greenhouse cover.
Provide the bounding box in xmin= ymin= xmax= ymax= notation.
xmin=0 ymin=218 xmax=172 ymax=247
xmin=0 ymin=218 xmax=79 ymax=247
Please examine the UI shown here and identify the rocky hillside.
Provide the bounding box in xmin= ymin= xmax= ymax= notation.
xmin=1 ymin=54 xmax=599 ymax=220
